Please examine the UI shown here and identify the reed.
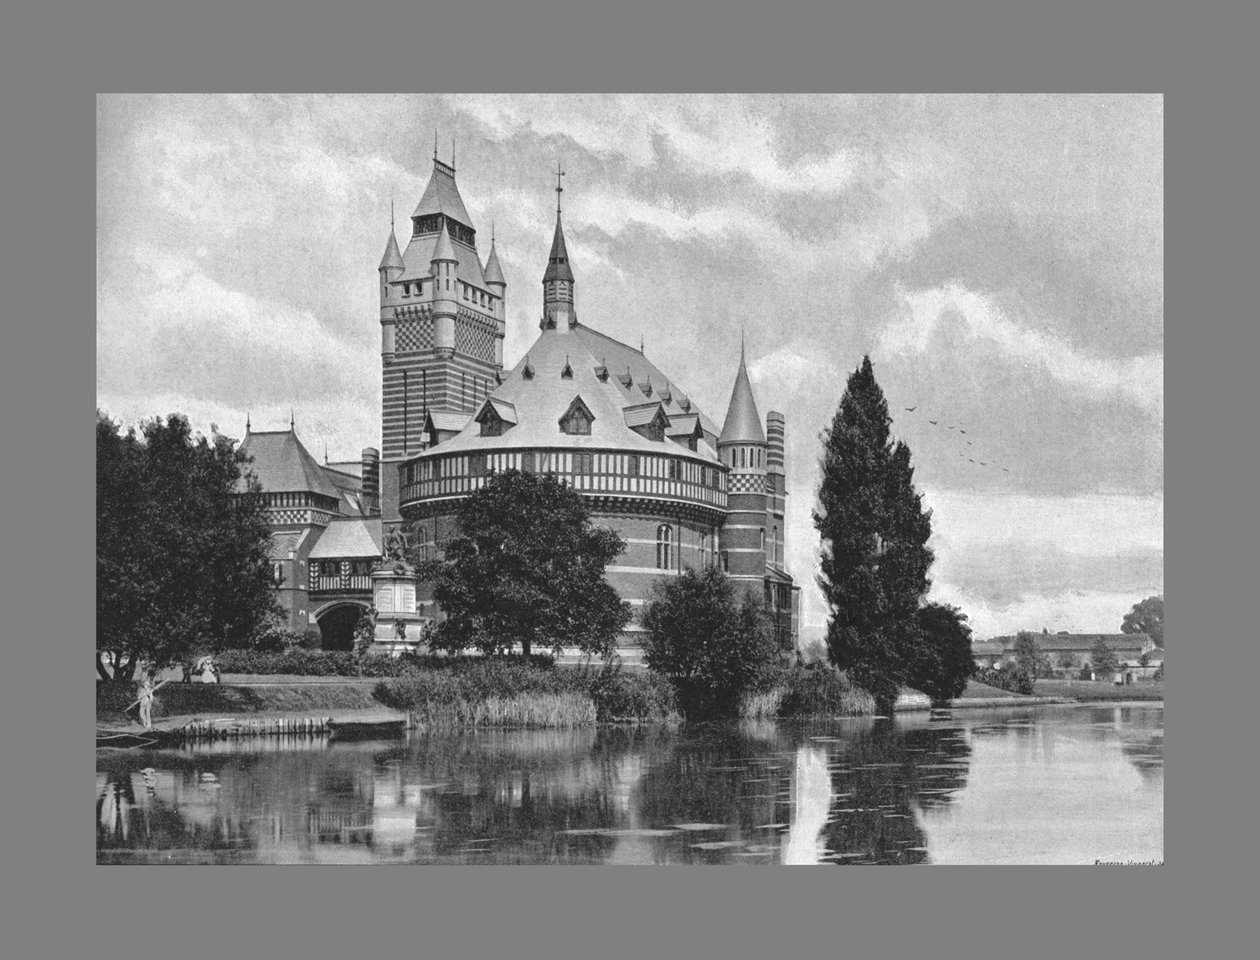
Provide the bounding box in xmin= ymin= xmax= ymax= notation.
xmin=738 ymin=667 xmax=876 ymax=719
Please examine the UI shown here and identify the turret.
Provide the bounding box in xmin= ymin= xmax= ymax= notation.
xmin=378 ymin=221 xmax=403 ymax=360
xmin=430 ymin=220 xmax=458 ymax=358
xmin=718 ymin=340 xmax=770 ymax=584
xmin=541 ymin=165 xmax=576 ymax=331
xmin=484 ymin=235 xmax=507 ymax=366
xmin=766 ymin=411 xmax=787 ymax=570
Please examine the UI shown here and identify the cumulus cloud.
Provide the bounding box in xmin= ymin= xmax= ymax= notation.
xmin=879 ymin=284 xmax=1163 ymax=415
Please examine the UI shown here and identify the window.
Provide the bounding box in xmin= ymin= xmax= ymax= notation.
xmin=470 ymin=453 xmax=486 ymax=478
xmin=667 ymin=459 xmax=679 ymax=480
xmin=574 ymin=452 xmax=594 ymax=475
xmin=628 ymin=455 xmax=639 ymax=477
xmin=656 ymin=524 xmax=673 ymax=570
xmin=559 ymin=397 xmax=595 ymax=436
xmin=272 ymin=562 xmax=285 ymax=586
xmin=522 ymin=451 xmax=535 ymax=473
xmin=480 ymin=412 xmax=504 ymax=437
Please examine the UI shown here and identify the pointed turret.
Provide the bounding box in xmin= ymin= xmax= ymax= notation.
xmin=379 ymin=229 xmax=403 ymax=272
xmin=719 ymin=343 xmax=766 ymax=445
xmin=430 ymin=219 xmax=457 ymax=267
xmin=483 ymin=238 xmax=506 ymax=286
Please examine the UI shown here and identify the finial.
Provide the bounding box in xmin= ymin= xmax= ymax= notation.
xmin=245 ymin=411 xmax=250 ymax=433
xmin=451 ymin=135 xmax=456 ymax=169
xmin=390 ymin=193 xmax=395 ymax=231
xmin=555 ymin=160 xmax=565 ymax=215
xmin=290 ymin=408 xmax=295 ymax=430
xmin=640 ymin=334 xmax=645 ymax=354
xmin=433 ymin=129 xmax=438 ymax=161
xmin=491 ymin=220 xmax=495 ymax=244
xmin=324 ymin=440 xmax=328 ymax=464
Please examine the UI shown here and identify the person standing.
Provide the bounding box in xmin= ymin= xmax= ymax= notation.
xmin=137 ymin=675 xmax=155 ymax=730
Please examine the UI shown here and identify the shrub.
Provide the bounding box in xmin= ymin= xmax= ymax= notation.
xmin=741 ymin=665 xmax=875 ymax=719
xmin=215 ymin=649 xmax=417 ymax=678
xmin=977 ymin=663 xmax=1036 ymax=696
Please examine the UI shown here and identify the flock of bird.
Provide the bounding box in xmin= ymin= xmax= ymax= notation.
xmin=901 ymin=406 xmax=1010 ymax=473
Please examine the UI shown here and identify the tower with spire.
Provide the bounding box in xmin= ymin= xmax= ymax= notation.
xmin=717 ymin=339 xmax=772 ymax=586
xmin=377 ymin=147 xmax=507 ymax=519
xmin=541 ymin=162 xmax=576 ymax=331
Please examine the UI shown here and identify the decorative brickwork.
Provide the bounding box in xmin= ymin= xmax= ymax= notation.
xmin=728 ymin=473 xmax=767 ymax=494
xmin=395 ymin=316 xmax=435 ymax=353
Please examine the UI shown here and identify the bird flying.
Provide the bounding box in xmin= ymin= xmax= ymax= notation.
xmin=968 ymin=458 xmax=975 ymax=463
xmin=928 ymin=420 xmax=938 ymax=425
xmin=960 ymin=429 xmax=967 ymax=435
xmin=905 ymin=406 xmax=917 ymax=412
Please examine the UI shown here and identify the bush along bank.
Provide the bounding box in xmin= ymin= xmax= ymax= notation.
xmin=212 ymin=649 xmax=554 ymax=678
xmin=373 ymin=661 xmax=680 ymax=728
xmin=739 ymin=665 xmax=876 ymax=720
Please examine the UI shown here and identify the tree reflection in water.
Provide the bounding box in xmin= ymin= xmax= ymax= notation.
xmin=96 ymin=717 xmax=977 ymax=864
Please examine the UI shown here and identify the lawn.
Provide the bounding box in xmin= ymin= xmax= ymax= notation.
xmin=1033 ymin=679 xmax=1164 ymax=702
xmin=955 ymin=679 xmax=1029 ymax=699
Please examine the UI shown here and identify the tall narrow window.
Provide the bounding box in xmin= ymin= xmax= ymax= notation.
xmin=656 ymin=524 xmax=673 ymax=570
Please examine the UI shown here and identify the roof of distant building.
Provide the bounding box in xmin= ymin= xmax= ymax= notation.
xmin=238 ymin=429 xmax=341 ymax=499
xmin=308 ymin=517 xmax=383 ymax=559
xmin=990 ymin=633 xmax=1153 ymax=652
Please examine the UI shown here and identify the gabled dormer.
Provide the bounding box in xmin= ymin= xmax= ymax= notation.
xmin=475 ymin=398 xmax=519 ymax=437
xmin=559 ymin=396 xmax=596 ymax=436
xmin=624 ymin=402 xmax=670 ymax=442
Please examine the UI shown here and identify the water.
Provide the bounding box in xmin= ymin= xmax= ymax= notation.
xmin=96 ymin=703 xmax=1162 ymax=864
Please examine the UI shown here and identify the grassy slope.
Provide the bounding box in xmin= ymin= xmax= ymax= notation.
xmin=1033 ymin=679 xmax=1164 ymax=701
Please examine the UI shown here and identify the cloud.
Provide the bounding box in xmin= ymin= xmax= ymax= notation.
xmin=454 ymin=94 xmax=861 ymax=194
xmin=879 ymin=283 xmax=1163 ymax=415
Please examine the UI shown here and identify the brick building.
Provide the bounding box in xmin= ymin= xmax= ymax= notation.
xmin=249 ymin=153 xmax=799 ymax=656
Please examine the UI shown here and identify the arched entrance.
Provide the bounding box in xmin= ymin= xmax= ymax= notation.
xmin=315 ymin=602 xmax=367 ymax=651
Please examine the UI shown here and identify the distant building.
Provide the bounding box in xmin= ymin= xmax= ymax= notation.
xmin=977 ymin=633 xmax=1159 ymax=674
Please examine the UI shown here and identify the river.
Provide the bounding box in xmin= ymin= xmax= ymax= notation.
xmin=96 ymin=702 xmax=1162 ymax=864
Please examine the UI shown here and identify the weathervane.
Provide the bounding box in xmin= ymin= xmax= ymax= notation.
xmin=555 ymin=161 xmax=565 ymax=214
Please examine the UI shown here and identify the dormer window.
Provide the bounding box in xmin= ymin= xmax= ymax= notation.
xmin=475 ymin=398 xmax=517 ymax=437
xmin=561 ymin=357 xmax=574 ymax=380
xmin=522 ymin=356 xmax=535 ymax=380
xmin=559 ymin=396 xmax=595 ymax=436
xmin=595 ymin=359 xmax=609 ymax=382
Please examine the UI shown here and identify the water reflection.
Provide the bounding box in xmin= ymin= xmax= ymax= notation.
xmin=97 ymin=704 xmax=1161 ymax=864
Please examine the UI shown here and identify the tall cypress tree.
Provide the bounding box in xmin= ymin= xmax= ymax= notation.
xmin=813 ymin=357 xmax=934 ymax=712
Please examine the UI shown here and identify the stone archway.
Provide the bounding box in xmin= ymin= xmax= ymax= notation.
xmin=315 ymin=602 xmax=367 ymax=651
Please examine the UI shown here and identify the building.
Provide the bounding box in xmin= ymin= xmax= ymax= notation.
xmin=250 ymin=152 xmax=799 ymax=657
xmin=235 ymin=417 xmax=383 ymax=647
xmin=979 ymin=633 xmax=1158 ymax=674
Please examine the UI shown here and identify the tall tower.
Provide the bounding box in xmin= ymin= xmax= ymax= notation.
xmin=717 ymin=341 xmax=769 ymax=588
xmin=378 ymin=152 xmax=506 ymax=519
xmin=541 ymin=164 xmax=576 ymax=331
xmin=766 ymin=410 xmax=788 ymax=570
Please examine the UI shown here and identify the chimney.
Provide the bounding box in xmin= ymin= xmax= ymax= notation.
xmin=361 ymin=447 xmax=381 ymax=516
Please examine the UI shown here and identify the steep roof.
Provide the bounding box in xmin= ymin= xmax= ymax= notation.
xmin=237 ymin=429 xmax=341 ymax=499
xmin=719 ymin=344 xmax=766 ymax=445
xmin=411 ymin=159 xmax=472 ymax=226
xmin=543 ymin=213 xmax=574 ymax=282
xmin=308 ymin=517 xmax=383 ymax=559
xmin=378 ymin=230 xmax=403 ymax=271
xmin=483 ymin=241 xmax=505 ymax=285
xmin=412 ymin=325 xmax=723 ymax=463
xmin=571 ymin=324 xmax=721 ymax=439
xmin=267 ymin=530 xmax=304 ymax=560
xmin=425 ymin=410 xmax=474 ymax=433
xmin=400 ymin=231 xmax=487 ymax=288
xmin=971 ymin=642 xmax=1005 ymax=655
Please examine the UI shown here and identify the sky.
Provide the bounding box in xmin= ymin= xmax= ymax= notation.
xmin=96 ymin=94 xmax=1163 ymax=642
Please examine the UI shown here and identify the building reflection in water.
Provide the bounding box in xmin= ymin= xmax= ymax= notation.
xmin=97 ymin=705 xmax=1159 ymax=865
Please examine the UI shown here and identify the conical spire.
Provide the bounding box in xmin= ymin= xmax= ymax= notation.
xmin=430 ymin=219 xmax=457 ymax=264
xmin=719 ymin=342 xmax=766 ymax=445
xmin=379 ymin=229 xmax=403 ymax=271
xmin=483 ymin=237 xmax=506 ymax=285
xmin=544 ymin=163 xmax=573 ymax=282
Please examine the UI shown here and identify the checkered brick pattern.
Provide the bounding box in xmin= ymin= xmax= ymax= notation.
xmin=267 ymin=508 xmax=312 ymax=525
xmin=455 ymin=319 xmax=495 ymax=362
xmin=728 ymin=473 xmax=766 ymax=494
xmin=396 ymin=317 xmax=434 ymax=353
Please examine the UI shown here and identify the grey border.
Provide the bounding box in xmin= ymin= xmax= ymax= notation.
xmin=9 ymin=0 xmax=1243 ymax=957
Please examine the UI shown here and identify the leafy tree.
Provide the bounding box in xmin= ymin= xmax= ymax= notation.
xmin=418 ymin=470 xmax=630 ymax=658
xmin=96 ymin=411 xmax=279 ymax=680
xmin=1090 ymin=636 xmax=1120 ymax=676
xmin=353 ymin=606 xmax=378 ymax=652
xmin=1013 ymin=632 xmax=1051 ymax=679
xmin=1057 ymin=651 xmax=1080 ymax=674
xmin=641 ymin=566 xmax=783 ymax=719
xmin=1121 ymin=595 xmax=1163 ymax=647
xmin=813 ymin=356 xmax=934 ymax=712
xmin=906 ymin=603 xmax=976 ymax=703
